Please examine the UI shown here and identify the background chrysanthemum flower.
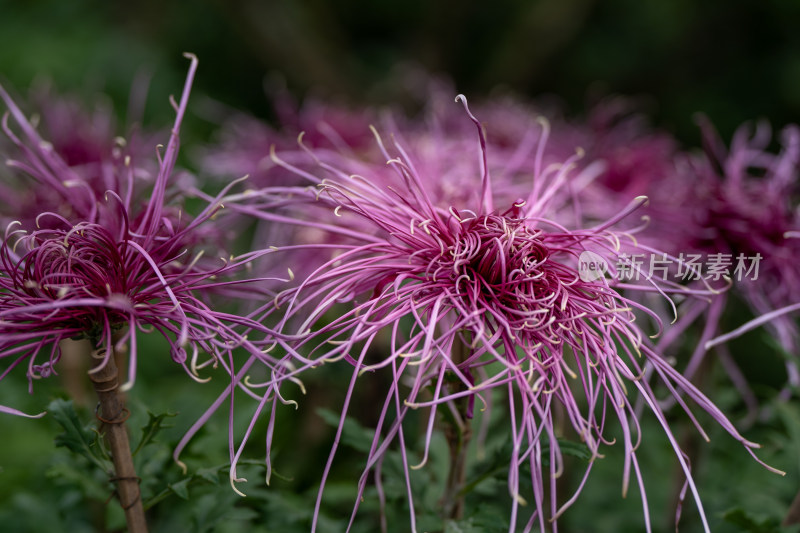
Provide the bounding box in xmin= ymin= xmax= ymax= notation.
xmin=394 ymin=75 xmax=682 ymax=230
xmin=693 ymin=119 xmax=800 ymax=352
xmin=197 ymin=81 xmax=378 ymax=188
xmin=0 ymin=80 xmax=176 ymax=234
xmin=638 ymin=119 xmax=800 ymax=412
xmin=564 ymin=97 xmax=683 ymax=232
xmin=242 ymin=95 xmax=778 ymax=533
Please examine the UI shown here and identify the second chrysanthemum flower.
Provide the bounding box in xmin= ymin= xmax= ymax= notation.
xmin=239 ymin=95 xmax=780 ymax=532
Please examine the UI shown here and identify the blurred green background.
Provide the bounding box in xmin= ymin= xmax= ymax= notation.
xmin=1 ymin=1 xmax=800 ymax=532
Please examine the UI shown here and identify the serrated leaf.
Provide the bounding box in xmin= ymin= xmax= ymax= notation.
xmin=263 ymin=489 xmax=344 ymax=531
xmin=45 ymin=461 xmax=108 ymax=501
xmin=722 ymin=508 xmax=782 ymax=533
xmin=169 ymin=478 xmax=191 ymax=500
xmin=316 ymin=408 xmax=374 ymax=453
xmin=461 ymin=437 xmax=590 ymax=497
xmin=460 ymin=440 xmax=514 ymax=496
xmin=468 ymin=503 xmax=509 ymax=532
xmin=48 ymin=399 xmax=110 ymax=470
xmin=132 ymin=410 xmax=176 ymax=456
xmin=193 ymin=492 xmax=260 ymax=533
xmin=550 ymin=439 xmax=593 ymax=462
xmin=197 ymin=466 xmax=222 ymax=485
xmin=445 ymin=518 xmax=485 ymax=533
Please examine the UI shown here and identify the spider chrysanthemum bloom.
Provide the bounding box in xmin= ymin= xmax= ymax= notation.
xmin=253 ymin=96 xmax=778 ymax=532
xmin=639 ymin=119 xmax=800 ymax=407
xmin=693 ymin=120 xmax=800 ymax=351
xmin=198 ymin=83 xmax=377 ymax=188
xmin=0 ymin=55 xmax=283 ymax=462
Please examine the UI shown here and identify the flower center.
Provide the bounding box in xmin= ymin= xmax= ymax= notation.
xmin=451 ymin=214 xmax=549 ymax=290
xmin=20 ymin=223 xmax=127 ymax=300
xmin=696 ymin=186 xmax=793 ymax=261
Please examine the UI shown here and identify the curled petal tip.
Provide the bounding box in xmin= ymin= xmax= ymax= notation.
xmin=409 ymin=460 xmax=427 ymax=470
xmin=230 ymin=475 xmax=248 ymax=497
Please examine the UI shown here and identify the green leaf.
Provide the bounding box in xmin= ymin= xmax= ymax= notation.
xmin=550 ymin=438 xmax=594 ymax=462
xmin=48 ymin=399 xmax=110 ymax=471
xmin=262 ymin=490 xmax=344 ymax=531
xmin=132 ymin=410 xmax=176 ymax=456
xmin=467 ymin=503 xmax=509 ymax=532
xmin=193 ymin=492 xmax=262 ymax=532
xmin=460 ymin=440 xmax=514 ymax=496
xmin=45 ymin=461 xmax=108 ymax=501
xmin=722 ymin=508 xmax=782 ymax=533
xmin=169 ymin=478 xmax=191 ymax=500
xmin=461 ymin=437 xmax=590 ymax=497
xmin=196 ymin=466 xmax=222 ymax=485
xmin=316 ymin=408 xmax=374 ymax=453
xmin=444 ymin=518 xmax=485 ymax=533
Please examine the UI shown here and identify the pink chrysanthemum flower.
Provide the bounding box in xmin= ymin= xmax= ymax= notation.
xmin=643 ymin=120 xmax=800 ymax=391
xmin=250 ymin=96 xmax=777 ymax=532
xmin=9 ymin=83 xmax=118 ymax=167
xmin=0 ymin=56 xmax=283 ymax=461
xmin=583 ymin=98 xmax=677 ymax=195
xmin=190 ymin=86 xmax=384 ymax=295
xmin=669 ymin=119 xmax=800 ymax=398
xmin=550 ymin=108 xmax=799 ymax=422
xmin=198 ymin=83 xmax=377 ymax=187
xmin=397 ymin=81 xmax=684 ymax=234
xmin=572 ymin=98 xmax=681 ymax=232
xmin=697 ymin=120 xmax=800 ymax=341
xmin=222 ymin=85 xmax=603 ymax=290
xmin=0 ymin=80 xmax=178 ymax=234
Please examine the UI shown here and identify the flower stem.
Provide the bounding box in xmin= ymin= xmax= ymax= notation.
xmin=666 ymin=352 xmax=712 ymax=531
xmin=442 ymin=419 xmax=472 ymax=520
xmin=89 ymin=347 xmax=148 ymax=533
xmin=59 ymin=338 xmax=91 ymax=406
xmin=783 ymin=491 xmax=800 ymax=527
xmin=441 ymin=335 xmax=472 ymax=521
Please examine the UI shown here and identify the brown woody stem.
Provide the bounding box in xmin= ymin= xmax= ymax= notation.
xmin=784 ymin=491 xmax=800 ymax=527
xmin=441 ymin=335 xmax=472 ymax=521
xmin=89 ymin=347 xmax=148 ymax=533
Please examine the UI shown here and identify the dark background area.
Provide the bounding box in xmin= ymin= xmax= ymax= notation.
xmin=2 ymin=0 xmax=799 ymax=143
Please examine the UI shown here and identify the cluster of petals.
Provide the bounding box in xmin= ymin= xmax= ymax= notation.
xmin=620 ymin=116 xmax=800 ymax=408
xmin=0 ymin=54 xmax=290 ymax=480
xmin=688 ymin=120 xmax=800 ymax=350
xmin=0 ymin=78 xmax=171 ymax=233
xmin=235 ymin=95 xmax=778 ymax=532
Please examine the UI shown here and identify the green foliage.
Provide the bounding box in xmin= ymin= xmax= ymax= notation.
xmin=722 ymin=508 xmax=799 ymax=533
xmin=132 ymin=410 xmax=177 ymax=457
xmin=49 ymin=399 xmax=112 ymax=472
xmin=1 ymin=342 xmax=798 ymax=532
xmin=316 ymin=407 xmax=376 ymax=453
